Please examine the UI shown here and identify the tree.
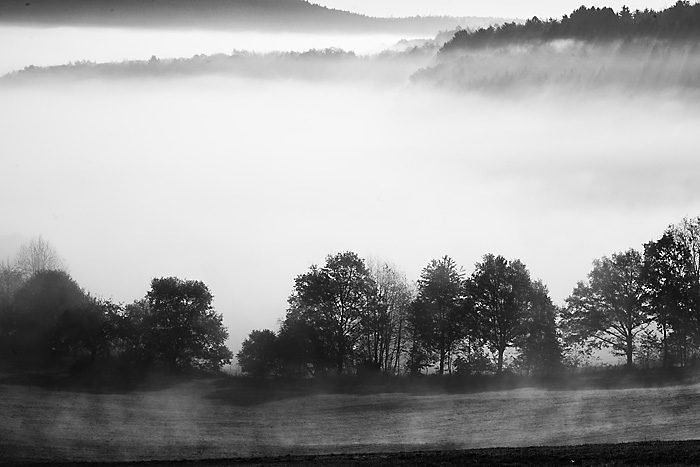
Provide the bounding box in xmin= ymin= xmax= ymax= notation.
xmin=52 ymin=298 xmax=119 ymax=371
xmin=563 ymin=249 xmax=651 ymax=367
xmin=285 ymin=251 xmax=376 ymax=374
xmin=469 ymin=254 xmax=533 ymax=374
xmin=144 ymin=277 xmax=233 ymax=371
xmin=15 ymin=236 xmax=66 ymax=278
xmin=237 ymin=329 xmax=280 ymax=378
xmin=642 ymin=218 xmax=700 ymax=367
xmin=409 ymin=256 xmax=468 ymax=375
xmin=515 ymin=280 xmax=562 ymax=375
xmin=0 ymin=261 xmax=24 ymax=357
xmin=361 ymin=259 xmax=414 ymax=374
xmin=8 ymin=270 xmax=89 ymax=365
xmin=277 ymin=310 xmax=328 ymax=376
xmin=642 ymin=230 xmax=695 ymax=366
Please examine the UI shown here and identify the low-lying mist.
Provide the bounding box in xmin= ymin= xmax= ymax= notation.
xmin=418 ymin=39 xmax=700 ymax=96
xmin=3 ymin=378 xmax=700 ymax=462
xmin=2 ymin=35 xmax=699 ymax=357
xmin=0 ymin=25 xmax=431 ymax=76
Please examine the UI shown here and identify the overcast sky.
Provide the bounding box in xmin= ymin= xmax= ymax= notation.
xmin=316 ymin=0 xmax=676 ymax=19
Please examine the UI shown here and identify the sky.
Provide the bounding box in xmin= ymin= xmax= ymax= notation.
xmin=314 ymin=0 xmax=677 ymax=19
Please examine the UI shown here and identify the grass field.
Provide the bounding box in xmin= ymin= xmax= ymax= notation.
xmin=2 ymin=374 xmax=700 ymax=464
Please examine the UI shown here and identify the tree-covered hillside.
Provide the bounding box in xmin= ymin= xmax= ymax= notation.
xmin=442 ymin=1 xmax=700 ymax=51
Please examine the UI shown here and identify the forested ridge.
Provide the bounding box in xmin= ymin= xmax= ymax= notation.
xmin=442 ymin=1 xmax=700 ymax=52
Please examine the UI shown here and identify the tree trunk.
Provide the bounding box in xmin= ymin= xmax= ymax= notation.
xmin=394 ymin=322 xmax=403 ymax=374
xmin=662 ymin=322 xmax=668 ymax=368
xmin=497 ymin=347 xmax=504 ymax=374
xmin=626 ymin=335 xmax=634 ymax=367
xmin=337 ymin=338 xmax=345 ymax=374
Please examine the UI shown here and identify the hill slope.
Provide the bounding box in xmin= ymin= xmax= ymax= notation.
xmin=0 ymin=0 xmax=503 ymax=34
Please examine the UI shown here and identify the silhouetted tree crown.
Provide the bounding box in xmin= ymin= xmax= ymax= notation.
xmin=144 ymin=277 xmax=233 ymax=371
xmin=4 ymin=270 xmax=90 ymax=365
xmin=237 ymin=329 xmax=280 ymax=378
xmin=409 ymin=256 xmax=468 ymax=375
xmin=469 ymin=254 xmax=534 ymax=374
xmin=284 ymin=251 xmax=377 ymax=374
xmin=563 ymin=249 xmax=651 ymax=367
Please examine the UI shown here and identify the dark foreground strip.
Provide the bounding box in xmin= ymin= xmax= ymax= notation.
xmin=5 ymin=441 xmax=700 ymax=467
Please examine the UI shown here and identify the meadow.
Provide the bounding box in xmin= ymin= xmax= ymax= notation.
xmin=2 ymin=373 xmax=700 ymax=464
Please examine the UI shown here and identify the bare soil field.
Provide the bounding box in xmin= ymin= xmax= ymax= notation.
xmin=2 ymin=374 xmax=700 ymax=465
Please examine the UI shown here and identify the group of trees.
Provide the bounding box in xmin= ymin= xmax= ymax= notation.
xmin=239 ymin=216 xmax=700 ymax=378
xmin=238 ymin=252 xmax=562 ymax=378
xmin=441 ymin=1 xmax=700 ymax=51
xmin=0 ymin=237 xmax=232 ymax=373
xmin=4 ymin=215 xmax=700 ymax=382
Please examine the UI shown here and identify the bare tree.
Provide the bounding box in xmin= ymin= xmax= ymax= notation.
xmin=15 ymin=236 xmax=66 ymax=278
xmin=364 ymin=258 xmax=415 ymax=374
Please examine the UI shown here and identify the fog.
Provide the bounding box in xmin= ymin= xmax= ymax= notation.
xmin=2 ymin=26 xmax=699 ymax=359
xmin=4 ymin=379 xmax=700 ymax=462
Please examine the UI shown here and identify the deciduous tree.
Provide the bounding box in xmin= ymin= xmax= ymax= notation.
xmin=285 ymin=251 xmax=376 ymax=374
xmin=15 ymin=236 xmax=66 ymax=278
xmin=515 ymin=280 xmax=562 ymax=375
xmin=469 ymin=254 xmax=533 ymax=374
xmin=9 ymin=270 xmax=89 ymax=364
xmin=144 ymin=277 xmax=233 ymax=371
xmin=409 ymin=256 xmax=468 ymax=375
xmin=642 ymin=219 xmax=700 ymax=366
xmin=361 ymin=259 xmax=414 ymax=373
xmin=237 ymin=329 xmax=280 ymax=378
xmin=563 ymin=249 xmax=651 ymax=367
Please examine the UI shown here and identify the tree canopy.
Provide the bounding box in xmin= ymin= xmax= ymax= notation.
xmin=563 ymin=249 xmax=651 ymax=367
xmin=409 ymin=256 xmax=468 ymax=375
xmin=470 ymin=254 xmax=535 ymax=374
xmin=144 ymin=277 xmax=233 ymax=371
xmin=285 ymin=251 xmax=376 ymax=374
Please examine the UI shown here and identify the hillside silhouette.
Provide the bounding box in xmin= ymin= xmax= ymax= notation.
xmin=0 ymin=0 xmax=501 ymax=34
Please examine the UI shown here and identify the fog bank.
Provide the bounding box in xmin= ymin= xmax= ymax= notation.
xmin=417 ymin=39 xmax=700 ymax=96
xmin=2 ymin=50 xmax=699 ymax=355
xmin=0 ymin=25 xmax=429 ymax=76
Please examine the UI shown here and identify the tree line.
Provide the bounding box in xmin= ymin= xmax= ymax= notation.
xmin=441 ymin=1 xmax=700 ymax=52
xmin=0 ymin=237 xmax=233 ymax=374
xmin=238 ymin=216 xmax=700 ymax=378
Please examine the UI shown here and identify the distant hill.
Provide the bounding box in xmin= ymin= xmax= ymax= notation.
xmin=0 ymin=0 xmax=505 ymax=35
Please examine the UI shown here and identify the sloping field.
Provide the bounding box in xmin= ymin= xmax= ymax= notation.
xmin=2 ymin=377 xmax=700 ymax=463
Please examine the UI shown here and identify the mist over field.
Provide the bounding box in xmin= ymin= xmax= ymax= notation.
xmin=3 ymin=377 xmax=700 ymax=462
